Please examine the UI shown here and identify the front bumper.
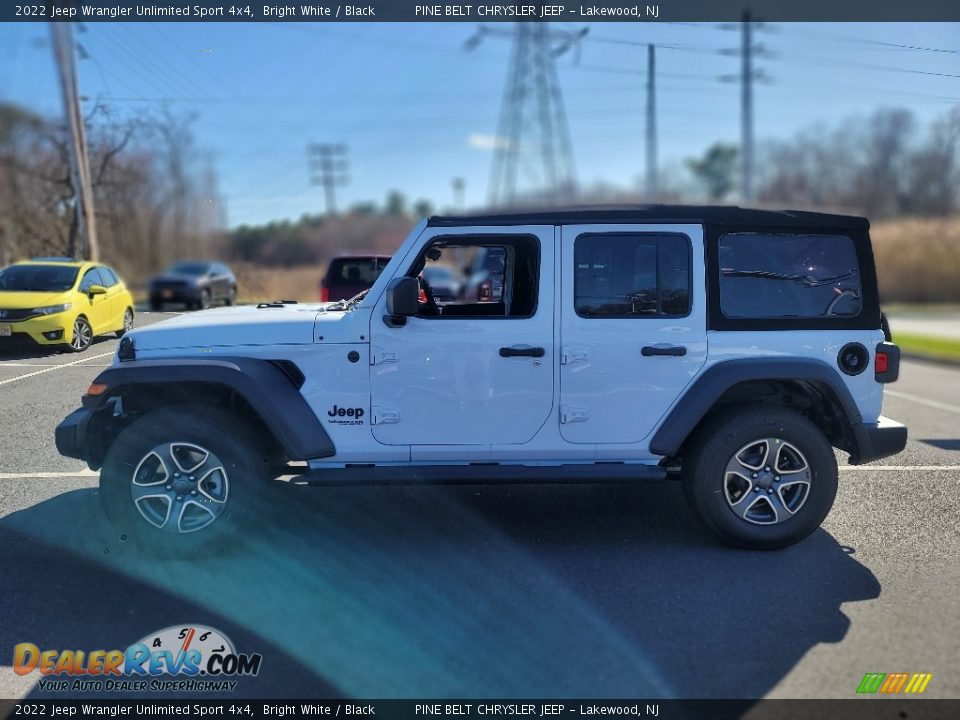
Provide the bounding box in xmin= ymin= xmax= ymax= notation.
xmin=55 ymin=407 xmax=94 ymax=462
xmin=850 ymin=415 xmax=908 ymax=465
xmin=0 ymin=313 xmax=73 ymax=346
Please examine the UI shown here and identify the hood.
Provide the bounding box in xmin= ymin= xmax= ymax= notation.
xmin=128 ymin=303 xmax=368 ymax=352
xmin=0 ymin=290 xmax=72 ymax=310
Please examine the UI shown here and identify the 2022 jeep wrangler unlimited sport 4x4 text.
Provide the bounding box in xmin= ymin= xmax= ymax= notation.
xmin=56 ymin=206 xmax=907 ymax=551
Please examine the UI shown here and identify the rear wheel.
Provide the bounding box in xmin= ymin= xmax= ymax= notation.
xmin=681 ymin=406 xmax=838 ymax=550
xmin=225 ymin=287 xmax=236 ymax=306
xmin=116 ymin=308 xmax=134 ymax=338
xmin=99 ymin=405 xmax=269 ymax=556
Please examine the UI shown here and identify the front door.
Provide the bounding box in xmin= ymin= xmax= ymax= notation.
xmin=369 ymin=226 xmax=555 ymax=447
xmin=559 ymin=224 xmax=708 ymax=445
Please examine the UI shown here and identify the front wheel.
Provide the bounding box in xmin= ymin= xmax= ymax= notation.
xmin=99 ymin=405 xmax=269 ymax=556
xmin=681 ymin=406 xmax=838 ymax=550
xmin=65 ymin=315 xmax=93 ymax=353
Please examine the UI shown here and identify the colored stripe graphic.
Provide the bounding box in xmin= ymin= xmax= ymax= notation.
xmin=857 ymin=672 xmax=932 ymax=694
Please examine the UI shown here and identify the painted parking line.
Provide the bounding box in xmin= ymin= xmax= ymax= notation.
xmin=0 ymin=351 xmax=114 ymax=387
xmin=0 ymin=363 xmax=111 ymax=368
xmin=0 ymin=470 xmax=98 ymax=479
xmin=885 ymin=389 xmax=960 ymax=416
xmin=840 ymin=465 xmax=960 ymax=471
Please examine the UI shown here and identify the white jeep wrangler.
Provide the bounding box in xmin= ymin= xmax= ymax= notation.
xmin=56 ymin=206 xmax=906 ymax=551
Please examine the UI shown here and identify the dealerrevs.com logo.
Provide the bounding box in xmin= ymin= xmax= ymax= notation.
xmin=13 ymin=625 xmax=262 ymax=693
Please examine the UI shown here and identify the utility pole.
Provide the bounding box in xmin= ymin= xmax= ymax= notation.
xmin=741 ymin=10 xmax=754 ymax=202
xmin=50 ymin=21 xmax=98 ymax=261
xmin=451 ymin=177 xmax=466 ymax=210
xmin=720 ymin=10 xmax=772 ymax=203
xmin=466 ymin=23 xmax=586 ymax=207
xmin=646 ymin=43 xmax=657 ymax=202
xmin=308 ymin=143 xmax=349 ymax=216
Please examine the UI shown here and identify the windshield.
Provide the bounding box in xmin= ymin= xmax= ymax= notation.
xmin=0 ymin=264 xmax=79 ymax=292
xmin=169 ymin=262 xmax=211 ymax=276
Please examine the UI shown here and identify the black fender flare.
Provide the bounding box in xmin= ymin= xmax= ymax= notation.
xmin=82 ymin=357 xmax=335 ymax=461
xmin=649 ymin=357 xmax=864 ymax=457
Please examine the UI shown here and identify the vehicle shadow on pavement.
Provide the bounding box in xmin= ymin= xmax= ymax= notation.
xmin=1 ymin=480 xmax=879 ymax=699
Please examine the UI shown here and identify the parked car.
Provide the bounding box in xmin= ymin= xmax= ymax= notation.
xmin=460 ymin=246 xmax=506 ymax=302
xmin=149 ymin=261 xmax=236 ymax=311
xmin=56 ymin=206 xmax=906 ymax=554
xmin=420 ymin=265 xmax=460 ymax=303
xmin=0 ymin=259 xmax=134 ymax=353
xmin=319 ymin=253 xmax=391 ymax=302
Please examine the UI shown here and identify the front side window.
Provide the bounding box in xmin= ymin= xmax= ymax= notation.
xmin=79 ymin=268 xmax=105 ymax=292
xmin=719 ymin=233 xmax=862 ymax=319
xmin=574 ymin=233 xmax=691 ymax=318
xmin=411 ymin=236 xmax=539 ymax=319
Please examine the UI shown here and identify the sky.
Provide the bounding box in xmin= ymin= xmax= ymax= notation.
xmin=1 ymin=21 xmax=958 ymax=227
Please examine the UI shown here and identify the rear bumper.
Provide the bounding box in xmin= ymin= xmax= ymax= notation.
xmin=850 ymin=415 xmax=908 ymax=465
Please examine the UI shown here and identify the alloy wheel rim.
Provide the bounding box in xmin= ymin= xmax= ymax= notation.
xmin=130 ymin=442 xmax=230 ymax=534
xmin=71 ymin=319 xmax=91 ymax=350
xmin=123 ymin=310 xmax=133 ymax=332
xmin=723 ymin=438 xmax=812 ymax=525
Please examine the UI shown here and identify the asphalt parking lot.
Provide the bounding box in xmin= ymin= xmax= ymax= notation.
xmin=0 ymin=314 xmax=958 ymax=700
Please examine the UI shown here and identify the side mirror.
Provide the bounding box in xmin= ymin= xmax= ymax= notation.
xmin=385 ymin=276 xmax=420 ymax=318
xmin=88 ymin=284 xmax=107 ymax=296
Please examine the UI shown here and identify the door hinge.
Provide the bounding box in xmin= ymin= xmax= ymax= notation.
xmin=561 ymin=346 xmax=590 ymax=365
xmin=560 ymin=405 xmax=590 ymax=424
xmin=371 ymin=347 xmax=399 ymax=365
xmin=372 ymin=406 xmax=400 ymax=425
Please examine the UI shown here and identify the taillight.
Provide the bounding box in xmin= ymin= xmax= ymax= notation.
xmin=875 ymin=351 xmax=888 ymax=374
xmin=875 ymin=341 xmax=900 ymax=383
xmin=319 ymin=287 xmax=329 ymax=302
xmin=479 ymin=280 xmax=492 ymax=302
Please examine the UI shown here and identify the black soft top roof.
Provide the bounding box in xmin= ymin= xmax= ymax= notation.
xmin=427 ymin=204 xmax=869 ymax=230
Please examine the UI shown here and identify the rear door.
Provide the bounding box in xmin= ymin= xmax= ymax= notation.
xmin=559 ymin=224 xmax=707 ymax=445
xmin=77 ymin=267 xmax=111 ymax=334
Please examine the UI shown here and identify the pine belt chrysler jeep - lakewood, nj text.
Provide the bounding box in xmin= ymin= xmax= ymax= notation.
xmin=55 ymin=206 xmax=907 ymax=552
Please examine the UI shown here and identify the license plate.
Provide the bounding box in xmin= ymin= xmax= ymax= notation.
xmin=161 ymin=290 xmax=174 ymax=298
xmin=0 ymin=325 xmax=11 ymax=337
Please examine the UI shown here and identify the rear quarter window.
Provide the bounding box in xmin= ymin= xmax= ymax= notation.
xmin=719 ymin=233 xmax=862 ymax=319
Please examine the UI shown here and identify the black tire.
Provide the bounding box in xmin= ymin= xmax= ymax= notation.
xmin=681 ymin=406 xmax=838 ymax=550
xmin=64 ymin=315 xmax=93 ymax=353
xmin=200 ymin=289 xmax=212 ymax=310
xmin=116 ymin=308 xmax=134 ymax=338
xmin=99 ymin=405 xmax=269 ymax=557
xmin=149 ymin=300 xmax=163 ymax=312
xmin=225 ymin=287 xmax=237 ymax=306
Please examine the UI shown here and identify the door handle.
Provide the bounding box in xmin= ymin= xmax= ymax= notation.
xmin=499 ymin=346 xmax=545 ymax=358
xmin=642 ymin=345 xmax=687 ymax=357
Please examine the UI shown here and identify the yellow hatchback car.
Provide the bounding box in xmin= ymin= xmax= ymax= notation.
xmin=0 ymin=259 xmax=135 ymax=353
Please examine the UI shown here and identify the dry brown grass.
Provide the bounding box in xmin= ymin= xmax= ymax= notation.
xmin=232 ymin=262 xmax=327 ymax=303
xmin=872 ymin=217 xmax=960 ymax=303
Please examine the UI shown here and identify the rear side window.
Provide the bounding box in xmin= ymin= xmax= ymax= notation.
xmin=719 ymin=233 xmax=862 ymax=319
xmin=574 ymin=233 xmax=691 ymax=318
xmin=327 ymin=258 xmax=387 ymax=286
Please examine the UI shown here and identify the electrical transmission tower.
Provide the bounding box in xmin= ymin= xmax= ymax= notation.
xmin=466 ymin=24 xmax=586 ymax=207
xmin=720 ymin=11 xmax=774 ymax=202
xmin=308 ymin=143 xmax=349 ymax=216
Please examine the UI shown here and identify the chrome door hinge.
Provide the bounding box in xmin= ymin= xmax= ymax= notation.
xmin=561 ymin=346 xmax=590 ymax=365
xmin=372 ymin=407 xmax=400 ymax=425
xmin=371 ymin=346 xmax=399 ymax=365
xmin=560 ymin=405 xmax=590 ymax=424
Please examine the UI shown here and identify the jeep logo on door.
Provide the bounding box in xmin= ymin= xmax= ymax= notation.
xmin=328 ymin=405 xmax=365 ymax=426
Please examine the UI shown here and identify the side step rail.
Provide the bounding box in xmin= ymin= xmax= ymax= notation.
xmin=293 ymin=462 xmax=667 ymax=487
